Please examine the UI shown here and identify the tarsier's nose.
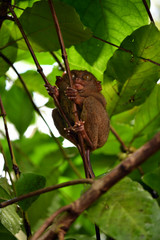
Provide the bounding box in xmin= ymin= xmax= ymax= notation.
xmin=75 ymin=78 xmax=84 ymax=84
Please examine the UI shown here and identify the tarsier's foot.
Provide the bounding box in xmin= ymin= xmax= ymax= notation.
xmin=45 ymin=84 xmax=59 ymax=98
xmin=65 ymin=87 xmax=78 ymax=100
xmin=73 ymin=120 xmax=85 ymax=132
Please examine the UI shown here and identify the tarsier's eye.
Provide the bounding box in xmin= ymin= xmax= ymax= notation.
xmin=83 ymin=74 xmax=92 ymax=81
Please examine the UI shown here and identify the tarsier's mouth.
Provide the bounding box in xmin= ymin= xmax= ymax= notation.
xmin=74 ymin=78 xmax=85 ymax=90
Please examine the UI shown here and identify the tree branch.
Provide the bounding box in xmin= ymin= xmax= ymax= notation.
xmin=31 ymin=131 xmax=160 ymax=240
xmin=0 ymin=179 xmax=93 ymax=208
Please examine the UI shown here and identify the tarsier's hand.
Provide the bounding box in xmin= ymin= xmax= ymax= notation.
xmin=45 ymin=84 xmax=59 ymax=98
xmin=65 ymin=87 xmax=78 ymax=101
xmin=65 ymin=86 xmax=84 ymax=105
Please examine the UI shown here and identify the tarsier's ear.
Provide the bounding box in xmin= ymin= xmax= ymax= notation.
xmin=56 ymin=76 xmax=63 ymax=87
xmin=96 ymin=81 xmax=102 ymax=92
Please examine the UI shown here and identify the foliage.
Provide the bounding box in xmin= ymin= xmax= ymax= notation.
xmin=0 ymin=0 xmax=160 ymax=239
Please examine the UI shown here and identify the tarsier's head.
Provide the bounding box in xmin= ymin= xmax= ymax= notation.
xmin=56 ymin=70 xmax=102 ymax=92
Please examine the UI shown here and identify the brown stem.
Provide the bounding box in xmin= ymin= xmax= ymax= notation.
xmin=142 ymin=0 xmax=155 ymax=23
xmin=33 ymin=131 xmax=160 ymax=240
xmin=48 ymin=0 xmax=73 ymax=87
xmin=0 ymin=179 xmax=93 ymax=208
xmin=140 ymin=57 xmax=160 ymax=66
xmin=0 ymin=96 xmax=20 ymax=178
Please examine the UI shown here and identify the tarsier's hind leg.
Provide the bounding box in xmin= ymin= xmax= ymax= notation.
xmin=85 ymin=150 xmax=95 ymax=178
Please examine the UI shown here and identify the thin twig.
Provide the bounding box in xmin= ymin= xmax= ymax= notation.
xmin=11 ymin=5 xmax=24 ymax=11
xmin=0 ymin=179 xmax=93 ymax=208
xmin=139 ymin=57 xmax=160 ymax=66
xmin=93 ymin=35 xmax=160 ymax=66
xmin=93 ymin=35 xmax=132 ymax=53
xmin=0 ymin=96 xmax=20 ymax=178
xmin=110 ymin=126 xmax=128 ymax=152
xmin=50 ymin=51 xmax=65 ymax=71
xmin=142 ymin=0 xmax=155 ymax=23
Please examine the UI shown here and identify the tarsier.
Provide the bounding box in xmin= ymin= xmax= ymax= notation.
xmin=48 ymin=70 xmax=110 ymax=177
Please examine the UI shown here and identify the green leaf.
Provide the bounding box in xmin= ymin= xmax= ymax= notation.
xmin=0 ymin=23 xmax=17 ymax=77
xmin=141 ymin=151 xmax=160 ymax=175
xmin=61 ymin=0 xmax=150 ymax=79
xmin=90 ymin=154 xmax=118 ymax=177
xmin=15 ymin=173 xmax=46 ymax=211
xmin=12 ymin=131 xmax=63 ymax=176
xmin=142 ymin=167 xmax=160 ymax=196
xmin=0 ymin=186 xmax=10 ymax=201
xmin=15 ymin=70 xmax=48 ymax=97
xmin=111 ymin=107 xmax=139 ymax=125
xmin=104 ymin=23 xmax=160 ymax=116
xmin=88 ymin=178 xmax=160 ymax=240
xmin=2 ymin=85 xmax=34 ymax=136
xmin=0 ymin=178 xmax=12 ymax=196
xmin=0 ymin=205 xmax=22 ymax=235
xmin=27 ymin=171 xmax=60 ymax=230
xmin=13 ymin=0 xmax=92 ymax=52
xmin=132 ymin=84 xmax=160 ymax=140
xmin=0 ymin=186 xmax=23 ymax=235
xmin=0 ymin=223 xmax=17 ymax=240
